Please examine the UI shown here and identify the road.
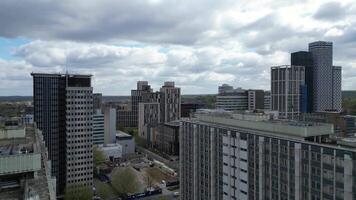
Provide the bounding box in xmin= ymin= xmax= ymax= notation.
xmin=135 ymin=146 xmax=179 ymax=172
xmin=139 ymin=194 xmax=178 ymax=200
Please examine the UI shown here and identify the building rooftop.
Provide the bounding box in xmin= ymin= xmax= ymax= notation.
xmin=190 ymin=110 xmax=333 ymax=139
xmin=30 ymin=72 xmax=92 ymax=77
xmin=116 ymin=130 xmax=133 ymax=140
xmin=0 ymin=125 xmax=56 ymax=200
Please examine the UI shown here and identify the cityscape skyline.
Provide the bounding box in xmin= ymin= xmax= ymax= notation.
xmin=1 ymin=1 xmax=356 ymax=200
xmin=0 ymin=1 xmax=356 ymax=95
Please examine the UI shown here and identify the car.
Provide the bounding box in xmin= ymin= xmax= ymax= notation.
xmin=173 ymin=192 xmax=179 ymax=197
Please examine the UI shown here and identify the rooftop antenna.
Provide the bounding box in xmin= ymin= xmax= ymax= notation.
xmin=65 ymin=56 xmax=68 ymax=75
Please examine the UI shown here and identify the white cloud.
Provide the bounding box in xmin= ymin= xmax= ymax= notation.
xmin=0 ymin=0 xmax=355 ymax=95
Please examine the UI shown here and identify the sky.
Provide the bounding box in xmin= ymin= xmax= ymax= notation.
xmin=0 ymin=0 xmax=355 ymax=95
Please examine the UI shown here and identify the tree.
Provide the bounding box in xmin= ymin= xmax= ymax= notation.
xmin=64 ymin=184 xmax=93 ymax=200
xmin=117 ymin=124 xmax=125 ymax=132
xmin=96 ymin=180 xmax=116 ymax=200
xmin=111 ymin=168 xmax=139 ymax=197
xmin=93 ymin=146 xmax=107 ymax=167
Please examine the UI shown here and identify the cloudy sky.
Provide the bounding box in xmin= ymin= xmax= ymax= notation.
xmin=0 ymin=0 xmax=355 ymax=95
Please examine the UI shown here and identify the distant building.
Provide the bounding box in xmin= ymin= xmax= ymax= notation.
xmin=104 ymin=107 xmax=116 ymax=144
xmin=21 ymin=114 xmax=34 ymax=126
xmin=93 ymin=93 xmax=102 ymax=111
xmin=181 ymin=102 xmax=206 ymax=117
xmin=218 ymin=84 xmax=234 ymax=94
xmin=217 ymin=85 xmax=268 ymax=112
xmin=264 ymin=91 xmax=272 ymax=110
xmin=93 ymin=109 xmax=105 ymax=145
xmin=116 ymin=130 xmax=135 ymax=155
xmin=117 ymin=81 xmax=155 ymax=128
xmin=247 ymin=89 xmax=264 ymax=110
xmin=309 ymin=41 xmax=342 ymax=112
xmin=291 ymin=51 xmax=314 ymax=112
xmin=289 ymin=42 xmax=342 ymax=113
xmin=155 ymin=121 xmax=180 ymax=156
xmin=216 ymin=87 xmax=248 ymax=111
xmin=31 ymin=73 xmax=93 ymax=196
xmin=271 ymin=65 xmax=305 ymax=119
xmin=0 ymin=126 xmax=56 ymax=200
xmin=98 ymin=144 xmax=122 ymax=160
xmin=138 ymin=102 xmax=160 ymax=145
xmin=160 ymin=82 xmax=181 ymax=123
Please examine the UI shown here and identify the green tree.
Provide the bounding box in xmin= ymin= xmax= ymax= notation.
xmin=93 ymin=146 xmax=107 ymax=167
xmin=117 ymin=124 xmax=125 ymax=132
xmin=111 ymin=168 xmax=139 ymax=197
xmin=95 ymin=180 xmax=116 ymax=200
xmin=64 ymin=184 xmax=93 ymax=200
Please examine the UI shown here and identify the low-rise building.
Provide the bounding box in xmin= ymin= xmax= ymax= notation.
xmin=0 ymin=125 xmax=56 ymax=200
xmin=98 ymin=144 xmax=122 ymax=160
xmin=116 ymin=130 xmax=135 ymax=155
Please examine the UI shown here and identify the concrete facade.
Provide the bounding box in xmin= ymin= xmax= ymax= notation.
xmin=309 ymin=41 xmax=342 ymax=112
xmin=31 ymin=73 xmax=93 ymax=196
xmin=104 ymin=107 xmax=116 ymax=144
xmin=271 ymin=65 xmax=305 ymax=119
xmin=93 ymin=110 xmax=104 ymax=145
xmin=180 ymin=111 xmax=356 ymax=200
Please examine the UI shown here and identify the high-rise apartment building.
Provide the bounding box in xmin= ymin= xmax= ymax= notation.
xmin=271 ymin=65 xmax=306 ymax=119
xmin=93 ymin=109 xmax=105 ymax=145
xmin=117 ymin=81 xmax=155 ymax=128
xmin=180 ymin=110 xmax=356 ymax=200
xmin=160 ymin=81 xmax=181 ymax=123
xmin=31 ymin=73 xmax=93 ymax=196
xmin=309 ymin=41 xmax=341 ymax=112
xmin=138 ymin=102 xmax=160 ymax=144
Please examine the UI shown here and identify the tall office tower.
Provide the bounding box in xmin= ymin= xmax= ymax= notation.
xmin=216 ymin=87 xmax=248 ymax=111
xmin=180 ymin=110 xmax=355 ymax=200
xmin=93 ymin=109 xmax=105 ymax=145
xmin=271 ymin=65 xmax=306 ymax=119
xmin=309 ymin=41 xmax=341 ymax=112
xmin=218 ymin=84 xmax=234 ymax=94
xmin=291 ymin=51 xmax=314 ymax=112
xmin=160 ymin=81 xmax=181 ymax=123
xmin=247 ymin=89 xmax=265 ymax=110
xmin=264 ymin=91 xmax=272 ymax=110
xmin=93 ymin=93 xmax=102 ymax=111
xmin=31 ymin=73 xmax=93 ymax=196
xmin=104 ymin=107 xmax=116 ymax=144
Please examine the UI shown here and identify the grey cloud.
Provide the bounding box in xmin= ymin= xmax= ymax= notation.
xmin=0 ymin=0 xmax=231 ymax=45
xmin=313 ymin=2 xmax=348 ymax=21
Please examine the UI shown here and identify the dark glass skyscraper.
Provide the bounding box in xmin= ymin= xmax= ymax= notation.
xmin=291 ymin=51 xmax=314 ymax=112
